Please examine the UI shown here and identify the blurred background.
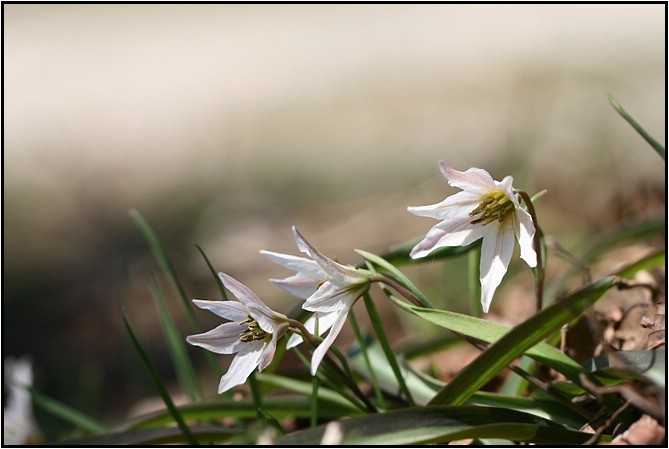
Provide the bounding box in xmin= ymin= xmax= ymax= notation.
xmin=3 ymin=3 xmax=665 ymax=438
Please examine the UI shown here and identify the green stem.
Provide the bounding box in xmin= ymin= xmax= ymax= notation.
xmin=362 ymin=293 xmax=415 ymax=405
xmin=287 ymin=319 xmax=376 ymax=412
xmin=348 ymin=309 xmax=386 ymax=409
xmin=517 ymin=190 xmax=545 ymax=312
xmin=468 ymin=246 xmax=482 ymax=318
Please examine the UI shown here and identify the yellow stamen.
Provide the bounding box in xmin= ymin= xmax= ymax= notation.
xmin=469 ymin=191 xmax=515 ymax=226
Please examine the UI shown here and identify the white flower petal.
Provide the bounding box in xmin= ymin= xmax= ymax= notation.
xmin=258 ymin=336 xmax=278 ymax=372
xmin=292 ymin=227 xmax=365 ymax=286
xmin=303 ymin=282 xmax=364 ymax=313
xmin=268 ymin=274 xmax=319 ymax=299
xmin=514 ymin=208 xmax=537 ymax=268
xmin=186 ymin=322 xmax=244 ymax=354
xmin=218 ymin=272 xmax=281 ymax=320
xmin=410 ymin=216 xmax=487 ymax=258
xmin=217 ymin=342 xmax=264 ymax=394
xmin=309 ymin=306 xmax=352 ymax=375
xmin=479 ymin=223 xmax=515 ymax=313
xmin=439 ymin=162 xmax=496 ymax=195
xmin=192 ymin=299 xmax=249 ymax=322
xmin=260 ymin=250 xmax=326 ymax=281
xmin=407 ymin=190 xmax=480 ymax=220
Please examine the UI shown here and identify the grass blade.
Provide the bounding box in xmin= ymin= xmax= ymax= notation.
xmin=121 ymin=308 xmax=198 ymax=445
xmin=148 ymin=276 xmax=202 ymax=401
xmin=28 ymin=388 xmax=106 ymax=434
xmin=607 ymin=92 xmax=665 ymax=159
xmin=278 ymin=406 xmax=605 ymax=445
xmin=390 ymin=299 xmax=588 ymax=385
xmin=194 ymin=243 xmax=228 ymax=301
xmin=128 ymin=209 xmax=199 ymax=332
xmin=428 ymin=276 xmax=618 ymax=406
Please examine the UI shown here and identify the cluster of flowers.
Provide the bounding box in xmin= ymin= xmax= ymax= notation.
xmin=187 ymin=162 xmax=537 ymax=394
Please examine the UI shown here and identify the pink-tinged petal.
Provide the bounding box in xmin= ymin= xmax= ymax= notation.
xmin=407 ymin=191 xmax=481 ymax=220
xmin=439 ymin=162 xmax=496 ymax=195
xmin=192 ymin=299 xmax=249 ymax=322
xmin=186 ymin=322 xmax=243 ymax=354
xmin=260 ymin=250 xmax=326 ymax=281
xmin=268 ymin=273 xmax=319 ymax=299
xmin=303 ymin=281 xmax=364 ymax=313
xmin=258 ymin=335 xmax=278 ymax=372
xmin=479 ymin=224 xmax=515 ymax=313
xmin=217 ymin=343 xmax=264 ymax=393
xmin=495 ymin=176 xmax=520 ymax=208
xmin=309 ymin=307 xmax=351 ymax=375
xmin=514 ymin=209 xmax=537 ymax=268
xmin=246 ymin=304 xmax=287 ymax=334
xmin=410 ymin=216 xmax=488 ymax=258
xmin=218 ymin=272 xmax=276 ymax=317
xmin=292 ymin=227 xmax=366 ymax=286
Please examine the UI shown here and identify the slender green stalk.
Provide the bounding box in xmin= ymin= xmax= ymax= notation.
xmin=362 ymin=293 xmax=414 ymax=405
xmin=348 ymin=310 xmax=386 ymax=409
xmin=194 ymin=243 xmax=228 ymax=301
xmin=148 ymin=276 xmax=202 ymax=402
xmin=516 ymin=190 xmax=545 ymax=312
xmin=28 ymin=388 xmax=106 ymax=434
xmin=468 ymin=246 xmax=482 ymax=318
xmin=248 ymin=372 xmax=263 ymax=420
xmin=310 ymin=376 xmax=319 ymax=428
xmin=288 ymin=319 xmax=376 ymax=412
xmin=607 ymin=92 xmax=665 ymax=159
xmin=122 ymin=309 xmax=198 ymax=445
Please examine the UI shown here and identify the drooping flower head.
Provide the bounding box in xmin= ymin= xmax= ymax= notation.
xmin=3 ymin=357 xmax=41 ymax=445
xmin=261 ymin=226 xmax=370 ymax=374
xmin=408 ymin=161 xmax=537 ymax=313
xmin=186 ymin=272 xmax=289 ymax=393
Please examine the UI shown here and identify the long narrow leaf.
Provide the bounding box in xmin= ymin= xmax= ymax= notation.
xmin=148 ymin=276 xmax=202 ymax=401
xmin=194 ymin=243 xmax=228 ymax=301
xmin=278 ymin=406 xmax=605 ymax=445
xmin=121 ymin=309 xmax=198 ymax=445
xmin=128 ymin=209 xmax=199 ymax=332
xmin=390 ymin=298 xmax=588 ymax=385
xmin=607 ymin=92 xmax=665 ymax=159
xmin=28 ymin=388 xmax=106 ymax=434
xmin=428 ymin=276 xmax=617 ymax=406
xmin=118 ymin=395 xmax=363 ymax=431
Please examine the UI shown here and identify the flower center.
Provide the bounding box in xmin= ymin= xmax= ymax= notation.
xmin=239 ymin=315 xmax=270 ymax=343
xmin=469 ymin=191 xmax=515 ymax=226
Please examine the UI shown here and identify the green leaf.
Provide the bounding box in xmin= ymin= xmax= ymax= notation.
xmin=255 ymin=373 xmax=364 ymax=413
xmin=615 ymin=249 xmax=665 ymax=279
xmin=373 ymin=239 xmax=480 ymax=267
xmin=60 ymin=425 xmax=238 ymax=445
xmin=277 ymin=406 xmax=604 ymax=445
xmin=28 ymin=388 xmax=106 ymax=434
xmin=121 ymin=309 xmax=198 ymax=445
xmin=194 ymin=243 xmax=228 ymax=301
xmin=584 ymin=349 xmax=666 ymax=388
xmin=119 ymin=395 xmax=363 ymax=431
xmin=391 ymin=299 xmax=588 ymax=385
xmin=428 ymin=276 xmax=618 ymax=406
xmin=356 ymin=249 xmax=433 ymax=308
xmin=607 ymin=92 xmax=665 ymax=159
xmin=148 ymin=276 xmax=202 ymax=402
xmin=128 ymin=209 xmax=200 ymax=332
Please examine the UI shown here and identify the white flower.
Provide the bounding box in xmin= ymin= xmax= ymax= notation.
xmin=186 ymin=272 xmax=289 ymax=394
xmin=260 ymin=226 xmax=370 ymax=375
xmin=408 ymin=161 xmax=537 ymax=313
xmin=3 ymin=356 xmax=40 ymax=445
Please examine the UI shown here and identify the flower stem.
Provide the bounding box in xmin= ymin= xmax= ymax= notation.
xmin=287 ymin=318 xmax=376 ymax=413
xmin=362 ymin=292 xmax=415 ymax=406
xmin=369 ymin=275 xmax=424 ymax=308
xmin=516 ymin=190 xmax=545 ymax=312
